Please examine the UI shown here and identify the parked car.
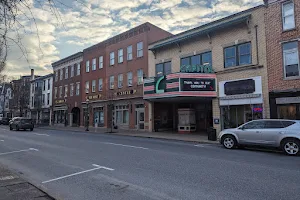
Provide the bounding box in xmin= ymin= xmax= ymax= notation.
xmin=9 ymin=117 xmax=34 ymax=131
xmin=0 ymin=117 xmax=10 ymax=125
xmin=218 ymin=119 xmax=300 ymax=156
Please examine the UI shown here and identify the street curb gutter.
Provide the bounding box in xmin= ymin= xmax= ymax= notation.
xmin=38 ymin=127 xmax=219 ymax=145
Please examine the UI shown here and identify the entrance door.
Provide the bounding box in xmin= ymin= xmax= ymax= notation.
xmin=135 ymin=109 xmax=145 ymax=130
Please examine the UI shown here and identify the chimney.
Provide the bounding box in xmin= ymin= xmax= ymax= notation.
xmin=31 ymin=69 xmax=34 ymax=80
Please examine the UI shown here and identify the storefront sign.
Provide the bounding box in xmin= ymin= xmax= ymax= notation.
xmin=55 ymin=99 xmax=65 ymax=104
xmin=180 ymin=64 xmax=214 ymax=73
xmin=181 ymin=78 xmax=216 ymax=91
xmin=253 ymin=107 xmax=263 ymax=112
xmin=87 ymin=94 xmax=102 ymax=100
xmin=224 ymin=79 xmax=255 ymax=95
xmin=276 ymin=96 xmax=300 ymax=104
xmin=116 ymin=90 xmax=137 ymax=96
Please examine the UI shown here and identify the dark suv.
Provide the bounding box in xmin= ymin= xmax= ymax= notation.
xmin=0 ymin=117 xmax=10 ymax=125
xmin=9 ymin=117 xmax=34 ymax=131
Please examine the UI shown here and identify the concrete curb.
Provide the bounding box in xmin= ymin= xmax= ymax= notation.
xmin=37 ymin=126 xmax=219 ymax=144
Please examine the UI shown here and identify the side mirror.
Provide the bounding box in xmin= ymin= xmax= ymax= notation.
xmin=239 ymin=126 xmax=245 ymax=130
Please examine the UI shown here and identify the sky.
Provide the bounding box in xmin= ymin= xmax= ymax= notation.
xmin=3 ymin=0 xmax=263 ymax=77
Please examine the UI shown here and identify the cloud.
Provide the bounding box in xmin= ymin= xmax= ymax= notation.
xmin=3 ymin=0 xmax=263 ymax=77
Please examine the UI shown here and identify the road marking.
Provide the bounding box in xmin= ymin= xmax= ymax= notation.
xmin=103 ymin=142 xmax=149 ymax=150
xmin=0 ymin=176 xmax=16 ymax=181
xmin=33 ymin=133 xmax=50 ymax=136
xmin=0 ymin=140 xmax=4 ymax=142
xmin=0 ymin=148 xmax=38 ymax=156
xmin=42 ymin=164 xmax=114 ymax=184
xmin=194 ymin=144 xmax=214 ymax=148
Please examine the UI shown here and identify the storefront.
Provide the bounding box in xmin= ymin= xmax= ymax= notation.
xmin=93 ymin=107 xmax=104 ymax=127
xmin=219 ymin=76 xmax=264 ymax=129
xmin=53 ymin=100 xmax=67 ymax=125
xmin=144 ymin=70 xmax=217 ymax=133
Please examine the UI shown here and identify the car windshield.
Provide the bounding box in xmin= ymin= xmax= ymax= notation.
xmin=21 ymin=119 xmax=31 ymax=123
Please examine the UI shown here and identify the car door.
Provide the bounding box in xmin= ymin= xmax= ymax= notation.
xmin=260 ymin=120 xmax=288 ymax=146
xmin=235 ymin=120 xmax=265 ymax=145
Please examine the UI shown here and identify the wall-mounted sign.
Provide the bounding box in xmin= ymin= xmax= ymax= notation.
xmin=214 ymin=118 xmax=220 ymax=124
xmin=55 ymin=99 xmax=65 ymax=104
xmin=116 ymin=89 xmax=137 ymax=96
xmin=87 ymin=94 xmax=102 ymax=100
xmin=180 ymin=64 xmax=214 ymax=73
xmin=155 ymin=76 xmax=166 ymax=94
xmin=253 ymin=106 xmax=263 ymax=113
xmin=224 ymin=79 xmax=255 ymax=95
xmin=181 ymin=78 xmax=216 ymax=91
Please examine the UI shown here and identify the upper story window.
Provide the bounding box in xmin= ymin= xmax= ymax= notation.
xmin=54 ymin=87 xmax=57 ymax=99
xmin=55 ymin=71 xmax=58 ymax=82
xmin=181 ymin=51 xmax=212 ymax=67
xmin=59 ymin=86 xmax=63 ymax=98
xmin=31 ymin=83 xmax=35 ymax=93
xmin=71 ymin=65 xmax=74 ymax=77
xmin=137 ymin=42 xmax=143 ymax=57
xmin=48 ymin=79 xmax=50 ymax=90
xmin=118 ymin=74 xmax=123 ymax=88
xmin=92 ymin=58 xmax=96 ymax=71
xmin=70 ymin=84 xmax=74 ymax=97
xmin=127 ymin=72 xmax=133 ymax=86
xmin=127 ymin=45 xmax=133 ymax=60
xmin=92 ymin=80 xmax=96 ymax=92
xmin=118 ymin=49 xmax=123 ymax=63
xmin=156 ymin=62 xmax=171 ymax=77
xmin=86 ymin=60 xmax=90 ymax=72
xmin=224 ymin=43 xmax=251 ymax=68
xmin=64 ymin=85 xmax=68 ymax=97
xmin=47 ymin=93 xmax=50 ymax=105
xmin=43 ymin=80 xmax=46 ymax=91
xmin=283 ymin=41 xmax=299 ymax=78
xmin=137 ymin=69 xmax=143 ymax=85
xmin=109 ymin=76 xmax=114 ymax=89
xmin=85 ymin=81 xmax=89 ymax=94
xmin=60 ymin=69 xmax=63 ymax=80
xmin=98 ymin=78 xmax=103 ymax=91
xmin=282 ymin=1 xmax=295 ymax=31
xmin=65 ymin=67 xmax=68 ymax=79
xmin=110 ymin=52 xmax=115 ymax=66
xmin=77 ymin=63 xmax=81 ymax=75
xmin=99 ymin=56 xmax=103 ymax=69
xmin=76 ymin=83 xmax=80 ymax=96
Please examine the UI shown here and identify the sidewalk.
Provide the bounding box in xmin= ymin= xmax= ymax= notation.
xmin=38 ymin=125 xmax=218 ymax=144
xmin=0 ymin=165 xmax=54 ymax=200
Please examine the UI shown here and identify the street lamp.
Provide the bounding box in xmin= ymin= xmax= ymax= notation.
xmin=85 ymin=98 xmax=89 ymax=131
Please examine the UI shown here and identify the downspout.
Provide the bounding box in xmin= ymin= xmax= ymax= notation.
xmin=255 ymin=25 xmax=259 ymax=65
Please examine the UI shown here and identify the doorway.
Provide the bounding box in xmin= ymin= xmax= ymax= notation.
xmin=71 ymin=107 xmax=80 ymax=126
xmin=135 ymin=104 xmax=145 ymax=130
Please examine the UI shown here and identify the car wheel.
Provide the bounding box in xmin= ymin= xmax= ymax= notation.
xmin=222 ymin=135 xmax=237 ymax=149
xmin=9 ymin=126 xmax=13 ymax=131
xmin=30 ymin=128 xmax=33 ymax=131
xmin=282 ymin=139 xmax=300 ymax=156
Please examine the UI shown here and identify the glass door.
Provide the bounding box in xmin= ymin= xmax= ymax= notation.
xmin=139 ymin=111 xmax=145 ymax=130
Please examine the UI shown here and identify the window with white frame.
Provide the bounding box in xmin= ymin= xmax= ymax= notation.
xmin=47 ymin=93 xmax=50 ymax=105
xmin=60 ymin=69 xmax=63 ymax=80
xmin=86 ymin=60 xmax=90 ymax=72
xmin=283 ymin=41 xmax=299 ymax=78
xmin=137 ymin=42 xmax=143 ymax=57
xmin=70 ymin=84 xmax=74 ymax=96
xmin=282 ymin=1 xmax=295 ymax=31
xmin=77 ymin=63 xmax=81 ymax=75
xmin=98 ymin=78 xmax=103 ymax=91
xmin=85 ymin=81 xmax=89 ymax=93
xmin=118 ymin=74 xmax=123 ymax=88
xmin=55 ymin=71 xmax=58 ymax=82
xmin=99 ymin=56 xmax=103 ymax=69
xmin=127 ymin=71 xmax=133 ymax=86
xmin=115 ymin=105 xmax=129 ymax=125
xmin=48 ymin=79 xmax=50 ymax=90
xmin=118 ymin=49 xmax=123 ymax=63
xmin=54 ymin=87 xmax=57 ymax=99
xmin=59 ymin=86 xmax=62 ymax=98
xmin=71 ymin=65 xmax=74 ymax=77
xmin=109 ymin=76 xmax=114 ymax=89
xmin=64 ymin=85 xmax=68 ymax=97
xmin=92 ymin=58 xmax=96 ymax=70
xmin=137 ymin=69 xmax=143 ymax=85
xmin=92 ymin=80 xmax=96 ymax=92
xmin=76 ymin=83 xmax=80 ymax=96
xmin=127 ymin=45 xmax=133 ymax=60
xmin=110 ymin=52 xmax=115 ymax=66
xmin=42 ymin=94 xmax=45 ymax=105
xmin=65 ymin=67 xmax=68 ymax=79
xmin=43 ymin=80 xmax=46 ymax=91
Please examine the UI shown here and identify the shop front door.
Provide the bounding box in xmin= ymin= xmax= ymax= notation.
xmin=135 ymin=109 xmax=145 ymax=130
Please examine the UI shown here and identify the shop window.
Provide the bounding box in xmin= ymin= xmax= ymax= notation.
xmin=155 ymin=62 xmax=171 ymax=77
xmin=283 ymin=41 xmax=299 ymax=78
xmin=282 ymin=1 xmax=295 ymax=31
xmin=123 ymin=110 xmax=129 ymax=124
xmin=278 ymin=104 xmax=300 ymax=120
xmin=224 ymin=43 xmax=251 ymax=68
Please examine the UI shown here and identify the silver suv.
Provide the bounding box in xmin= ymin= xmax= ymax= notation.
xmin=218 ymin=119 xmax=300 ymax=156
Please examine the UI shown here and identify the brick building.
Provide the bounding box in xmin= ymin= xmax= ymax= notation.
xmin=144 ymin=5 xmax=269 ymax=134
xmin=52 ymin=52 xmax=83 ymax=126
xmin=265 ymin=0 xmax=300 ymax=120
xmin=82 ymin=23 xmax=172 ymax=130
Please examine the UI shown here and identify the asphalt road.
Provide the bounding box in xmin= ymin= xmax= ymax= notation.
xmin=0 ymin=125 xmax=299 ymax=200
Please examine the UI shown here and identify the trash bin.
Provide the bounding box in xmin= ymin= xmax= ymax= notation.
xmin=207 ymin=127 xmax=217 ymax=141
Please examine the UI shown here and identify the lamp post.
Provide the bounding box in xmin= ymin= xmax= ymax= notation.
xmin=85 ymin=98 xmax=89 ymax=131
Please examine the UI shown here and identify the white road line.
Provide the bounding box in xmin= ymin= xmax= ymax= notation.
xmin=0 ymin=148 xmax=38 ymax=156
xmin=33 ymin=133 xmax=50 ymax=136
xmin=102 ymin=142 xmax=149 ymax=150
xmin=194 ymin=144 xmax=214 ymax=148
xmin=0 ymin=140 xmax=4 ymax=142
xmin=42 ymin=164 xmax=114 ymax=184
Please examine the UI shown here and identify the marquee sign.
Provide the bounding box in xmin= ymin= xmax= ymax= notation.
xmin=181 ymin=78 xmax=216 ymax=92
xmin=180 ymin=64 xmax=214 ymax=73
